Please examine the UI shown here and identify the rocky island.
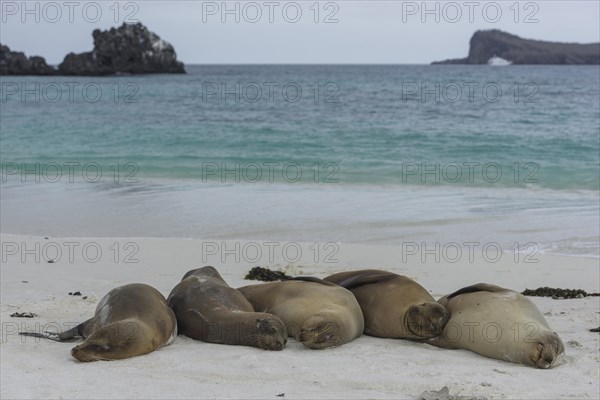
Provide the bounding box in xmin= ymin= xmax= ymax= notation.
xmin=0 ymin=23 xmax=185 ymax=75
xmin=0 ymin=45 xmax=56 ymax=75
xmin=59 ymin=23 xmax=185 ymax=75
xmin=432 ymin=30 xmax=600 ymax=65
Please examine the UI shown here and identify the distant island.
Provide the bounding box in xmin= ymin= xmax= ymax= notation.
xmin=0 ymin=23 xmax=185 ymax=75
xmin=432 ymin=30 xmax=600 ymax=65
xmin=0 ymin=44 xmax=56 ymax=75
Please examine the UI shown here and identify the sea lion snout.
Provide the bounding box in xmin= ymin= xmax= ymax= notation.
xmin=71 ymin=341 xmax=112 ymax=362
xmin=407 ymin=303 xmax=450 ymax=338
xmin=256 ymin=317 xmax=288 ymax=351
xmin=299 ymin=315 xmax=340 ymax=349
xmin=532 ymin=333 xmax=565 ymax=369
xmin=435 ymin=307 xmax=451 ymax=334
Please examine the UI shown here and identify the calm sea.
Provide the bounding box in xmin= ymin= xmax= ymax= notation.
xmin=1 ymin=65 xmax=599 ymax=256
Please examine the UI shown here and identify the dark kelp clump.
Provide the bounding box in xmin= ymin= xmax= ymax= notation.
xmin=522 ymin=287 xmax=600 ymax=299
xmin=244 ymin=267 xmax=293 ymax=282
xmin=10 ymin=312 xmax=37 ymax=318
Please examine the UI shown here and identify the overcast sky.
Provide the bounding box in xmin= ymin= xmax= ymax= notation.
xmin=1 ymin=0 xmax=599 ymax=64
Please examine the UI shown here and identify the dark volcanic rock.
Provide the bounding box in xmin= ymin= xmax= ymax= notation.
xmin=58 ymin=23 xmax=185 ymax=75
xmin=0 ymin=44 xmax=55 ymax=75
xmin=432 ymin=30 xmax=600 ymax=65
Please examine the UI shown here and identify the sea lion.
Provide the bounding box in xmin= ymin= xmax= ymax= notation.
xmin=20 ymin=283 xmax=177 ymax=362
xmin=238 ymin=278 xmax=364 ymax=349
xmin=324 ymin=270 xmax=450 ymax=339
xmin=428 ymin=283 xmax=565 ymax=369
xmin=167 ymin=266 xmax=287 ymax=350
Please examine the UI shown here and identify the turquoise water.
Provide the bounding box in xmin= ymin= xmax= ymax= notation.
xmin=1 ymin=65 xmax=599 ymax=255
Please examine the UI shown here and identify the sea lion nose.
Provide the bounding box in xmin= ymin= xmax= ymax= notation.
xmin=439 ymin=309 xmax=450 ymax=324
xmin=432 ymin=311 xmax=450 ymax=334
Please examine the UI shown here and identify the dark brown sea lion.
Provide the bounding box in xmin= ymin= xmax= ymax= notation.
xmin=167 ymin=266 xmax=287 ymax=350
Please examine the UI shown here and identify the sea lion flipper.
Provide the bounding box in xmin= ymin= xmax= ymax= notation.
xmin=425 ymin=335 xmax=460 ymax=350
xmin=59 ymin=319 xmax=92 ymax=340
xmin=186 ymin=308 xmax=210 ymax=323
xmin=445 ymin=283 xmax=506 ymax=300
xmin=291 ymin=276 xmax=337 ymax=287
xmin=331 ymin=272 xmax=395 ymax=290
xmin=19 ymin=319 xmax=91 ymax=342
xmin=19 ymin=331 xmax=63 ymax=341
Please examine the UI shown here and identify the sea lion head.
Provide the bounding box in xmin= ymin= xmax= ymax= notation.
xmin=71 ymin=320 xmax=149 ymax=362
xmin=528 ymin=331 xmax=565 ymax=369
xmin=254 ymin=316 xmax=288 ymax=351
xmin=405 ymin=302 xmax=450 ymax=339
xmin=299 ymin=313 xmax=343 ymax=350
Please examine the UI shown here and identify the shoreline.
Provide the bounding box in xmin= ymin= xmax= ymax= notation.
xmin=2 ymin=179 xmax=598 ymax=258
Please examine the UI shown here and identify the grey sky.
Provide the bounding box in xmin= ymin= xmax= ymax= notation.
xmin=1 ymin=1 xmax=599 ymax=64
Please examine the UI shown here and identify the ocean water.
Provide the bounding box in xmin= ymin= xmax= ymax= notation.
xmin=1 ymin=65 xmax=599 ymax=257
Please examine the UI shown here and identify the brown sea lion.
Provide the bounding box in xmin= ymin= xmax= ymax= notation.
xmin=238 ymin=278 xmax=364 ymax=349
xmin=167 ymin=266 xmax=287 ymax=350
xmin=20 ymin=283 xmax=177 ymax=362
xmin=324 ymin=270 xmax=449 ymax=339
xmin=428 ymin=283 xmax=565 ymax=369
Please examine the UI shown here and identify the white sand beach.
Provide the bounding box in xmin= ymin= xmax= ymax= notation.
xmin=1 ymin=234 xmax=598 ymax=399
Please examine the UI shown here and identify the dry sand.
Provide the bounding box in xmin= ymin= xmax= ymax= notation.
xmin=1 ymin=234 xmax=598 ymax=399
